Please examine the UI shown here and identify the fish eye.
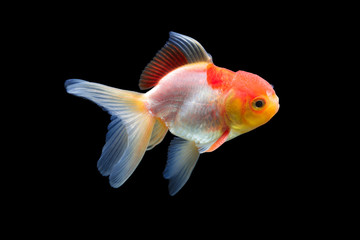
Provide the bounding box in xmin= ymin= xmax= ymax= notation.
xmin=252 ymin=98 xmax=266 ymax=110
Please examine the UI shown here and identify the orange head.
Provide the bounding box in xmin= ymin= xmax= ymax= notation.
xmin=224 ymin=70 xmax=279 ymax=134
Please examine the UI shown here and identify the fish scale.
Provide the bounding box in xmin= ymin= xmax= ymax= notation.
xmin=146 ymin=63 xmax=225 ymax=145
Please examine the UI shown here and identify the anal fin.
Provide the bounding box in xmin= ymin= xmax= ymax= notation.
xmin=163 ymin=137 xmax=200 ymax=196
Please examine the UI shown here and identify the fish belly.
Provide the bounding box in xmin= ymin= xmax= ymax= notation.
xmin=145 ymin=63 xmax=226 ymax=144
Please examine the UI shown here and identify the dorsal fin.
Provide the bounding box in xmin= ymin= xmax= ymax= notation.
xmin=139 ymin=32 xmax=212 ymax=90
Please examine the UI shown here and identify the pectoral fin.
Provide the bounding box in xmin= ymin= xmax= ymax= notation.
xmin=204 ymin=129 xmax=230 ymax=153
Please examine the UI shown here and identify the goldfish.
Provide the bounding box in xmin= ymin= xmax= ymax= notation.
xmin=65 ymin=32 xmax=279 ymax=195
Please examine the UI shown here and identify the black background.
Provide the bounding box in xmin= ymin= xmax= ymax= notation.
xmin=15 ymin=2 xmax=345 ymax=235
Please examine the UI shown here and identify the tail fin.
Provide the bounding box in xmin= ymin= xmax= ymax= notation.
xmin=65 ymin=79 xmax=159 ymax=188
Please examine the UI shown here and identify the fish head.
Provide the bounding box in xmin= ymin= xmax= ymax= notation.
xmin=225 ymin=70 xmax=279 ymax=133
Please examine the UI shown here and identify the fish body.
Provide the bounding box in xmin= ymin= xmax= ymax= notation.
xmin=146 ymin=62 xmax=226 ymax=145
xmin=65 ymin=32 xmax=279 ymax=195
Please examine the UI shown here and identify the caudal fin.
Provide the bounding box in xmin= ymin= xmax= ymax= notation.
xmin=65 ymin=79 xmax=164 ymax=188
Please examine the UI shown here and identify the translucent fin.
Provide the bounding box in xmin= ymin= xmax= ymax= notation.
xmin=65 ymin=79 xmax=155 ymax=187
xmin=109 ymin=113 xmax=155 ymax=188
xmin=147 ymin=119 xmax=168 ymax=150
xmin=163 ymin=137 xmax=200 ymax=196
xmin=139 ymin=31 xmax=212 ymax=90
xmin=65 ymin=79 xmax=143 ymax=118
xmin=168 ymin=32 xmax=211 ymax=63
xmin=97 ymin=116 xmax=128 ymax=176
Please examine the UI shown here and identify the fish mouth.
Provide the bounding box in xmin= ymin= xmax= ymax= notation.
xmin=265 ymin=94 xmax=280 ymax=119
xmin=272 ymin=94 xmax=280 ymax=112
